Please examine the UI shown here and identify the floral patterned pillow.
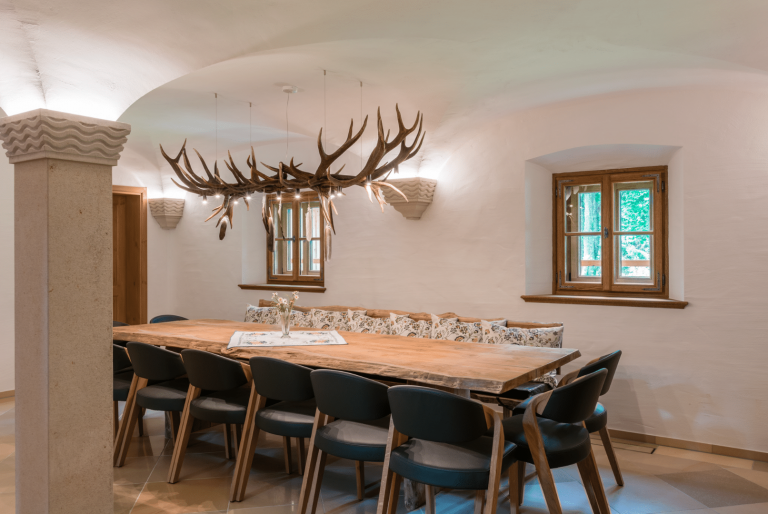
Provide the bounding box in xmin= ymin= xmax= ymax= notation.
xmin=347 ymin=310 xmax=387 ymax=334
xmin=480 ymin=320 xmax=564 ymax=387
xmin=389 ymin=313 xmax=432 ymax=338
xmin=310 ymin=309 xmax=365 ymax=331
xmin=244 ymin=305 xmax=279 ymax=324
xmin=290 ymin=310 xmax=313 ymax=328
xmin=430 ymin=314 xmax=484 ymax=342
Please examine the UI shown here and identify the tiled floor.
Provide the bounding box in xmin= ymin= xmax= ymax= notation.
xmin=1 ymin=397 xmax=768 ymax=513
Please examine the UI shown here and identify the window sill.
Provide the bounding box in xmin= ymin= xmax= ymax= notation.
xmin=521 ymin=294 xmax=688 ymax=309
xmin=239 ymin=284 xmax=326 ymax=293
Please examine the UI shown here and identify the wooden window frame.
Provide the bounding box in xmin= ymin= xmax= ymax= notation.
xmin=266 ymin=192 xmax=325 ymax=286
xmin=552 ymin=165 xmax=669 ymax=299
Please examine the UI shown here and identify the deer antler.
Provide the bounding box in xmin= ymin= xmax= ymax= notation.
xmin=160 ymin=105 xmax=424 ymax=245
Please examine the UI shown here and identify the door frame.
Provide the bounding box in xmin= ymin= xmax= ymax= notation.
xmin=112 ymin=185 xmax=148 ymax=324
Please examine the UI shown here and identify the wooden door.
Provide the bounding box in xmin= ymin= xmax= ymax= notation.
xmin=112 ymin=186 xmax=147 ymax=325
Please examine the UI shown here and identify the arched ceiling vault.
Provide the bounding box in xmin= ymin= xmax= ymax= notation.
xmin=4 ymin=0 xmax=768 ymax=189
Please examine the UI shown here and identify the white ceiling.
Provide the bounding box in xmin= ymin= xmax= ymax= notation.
xmin=4 ymin=0 xmax=768 ymax=190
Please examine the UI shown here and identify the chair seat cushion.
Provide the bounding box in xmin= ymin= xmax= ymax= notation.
xmin=136 ymin=378 xmax=190 ymax=412
xmin=314 ymin=416 xmax=390 ymax=462
xmin=502 ymin=414 xmax=591 ymax=469
xmin=389 ymin=436 xmax=516 ymax=490
xmin=255 ymin=399 xmax=317 ymax=438
xmin=499 ymin=381 xmax=553 ymax=402
xmin=190 ymin=386 xmax=251 ymax=424
xmin=512 ymin=400 xmax=607 ymax=434
xmin=113 ymin=371 xmax=134 ymax=401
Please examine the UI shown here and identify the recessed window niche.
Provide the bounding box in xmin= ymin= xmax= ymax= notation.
xmin=524 ymin=144 xmax=684 ymax=301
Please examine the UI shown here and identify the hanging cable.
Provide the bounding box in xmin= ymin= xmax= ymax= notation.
xmin=324 ymin=70 xmax=327 ymax=150
xmin=286 ymin=92 xmax=290 ymax=161
xmin=360 ymin=81 xmax=363 ymax=170
xmin=215 ymin=92 xmax=218 ymax=166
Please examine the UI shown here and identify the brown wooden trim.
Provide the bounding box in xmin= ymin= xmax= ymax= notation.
xmin=608 ymin=428 xmax=768 ymax=464
xmin=0 ymin=390 xmax=14 ymax=399
xmin=521 ymin=294 xmax=688 ymax=309
xmin=112 ymin=185 xmax=148 ymax=324
xmin=239 ymin=284 xmax=326 ymax=293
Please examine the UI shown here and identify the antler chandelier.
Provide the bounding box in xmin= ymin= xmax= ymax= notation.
xmin=160 ymin=105 xmax=425 ymax=254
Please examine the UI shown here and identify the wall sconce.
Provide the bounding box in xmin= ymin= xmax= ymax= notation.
xmin=149 ymin=198 xmax=185 ymax=229
xmin=380 ymin=177 xmax=437 ymax=220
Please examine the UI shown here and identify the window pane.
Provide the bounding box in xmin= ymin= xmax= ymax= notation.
xmin=272 ymin=202 xmax=293 ymax=239
xmin=565 ymin=184 xmax=601 ymax=233
xmin=618 ymin=235 xmax=651 ymax=278
xmin=300 ymin=201 xmax=321 ymax=238
xmin=300 ymin=240 xmax=321 ymax=276
xmin=616 ymin=181 xmax=652 ymax=232
xmin=272 ymin=240 xmax=293 ymax=275
xmin=565 ymin=235 xmax=601 ymax=281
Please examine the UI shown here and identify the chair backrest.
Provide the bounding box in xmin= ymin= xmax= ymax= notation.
xmin=127 ymin=342 xmax=187 ymax=381
xmin=180 ymin=349 xmax=247 ymax=391
xmin=113 ymin=320 xmax=129 ymax=327
xmin=150 ymin=314 xmax=188 ymax=324
xmin=541 ymin=369 xmax=607 ymax=424
xmin=250 ymin=357 xmax=314 ymax=402
xmin=310 ymin=370 xmax=390 ymax=421
xmin=113 ymin=344 xmax=132 ymax=373
xmin=577 ymin=350 xmax=621 ymax=395
xmin=388 ymin=386 xmax=488 ymax=443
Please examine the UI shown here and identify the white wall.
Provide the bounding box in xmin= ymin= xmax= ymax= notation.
xmin=125 ymin=86 xmax=768 ymax=454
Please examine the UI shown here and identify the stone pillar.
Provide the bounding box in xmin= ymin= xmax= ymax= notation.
xmin=0 ymin=110 xmax=130 ymax=513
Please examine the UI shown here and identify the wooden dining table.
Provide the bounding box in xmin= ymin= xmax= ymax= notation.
xmin=113 ymin=318 xmax=581 ymax=509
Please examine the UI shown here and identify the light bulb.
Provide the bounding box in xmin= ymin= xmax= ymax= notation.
xmin=295 ymin=189 xmax=301 ymax=199
xmin=234 ymin=199 xmax=239 ymax=205
xmin=202 ymin=197 xmax=208 ymax=204
xmin=215 ymin=194 xmax=221 ymax=198
xmin=246 ymin=195 xmax=252 ymax=200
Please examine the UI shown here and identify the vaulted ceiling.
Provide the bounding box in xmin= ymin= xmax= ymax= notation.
xmin=3 ymin=0 xmax=768 ymax=191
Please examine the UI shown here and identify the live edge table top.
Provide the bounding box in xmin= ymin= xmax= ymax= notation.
xmin=113 ymin=319 xmax=581 ymax=395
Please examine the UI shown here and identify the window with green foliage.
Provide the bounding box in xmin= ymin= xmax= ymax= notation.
xmin=554 ymin=166 xmax=668 ymax=297
xmin=267 ymin=192 xmax=325 ymax=285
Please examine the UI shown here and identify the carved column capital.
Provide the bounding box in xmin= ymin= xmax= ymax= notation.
xmin=149 ymin=198 xmax=185 ymax=229
xmin=381 ymin=177 xmax=438 ymax=220
xmin=0 ymin=109 xmax=131 ymax=166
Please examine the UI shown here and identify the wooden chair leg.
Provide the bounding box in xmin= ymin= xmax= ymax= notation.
xmin=137 ymin=407 xmax=145 ymax=437
xmin=114 ymin=376 xmax=147 ymax=467
xmin=599 ymin=427 xmax=624 ymax=486
xmin=298 ymin=411 xmax=328 ymax=514
xmin=224 ymin=423 xmax=233 ymax=459
xmin=167 ymin=385 xmax=202 ymax=484
xmin=297 ymin=437 xmax=306 ymax=476
xmin=424 ymin=485 xmax=436 ymax=514
xmin=577 ymin=458 xmax=601 ymax=514
xmin=517 ymin=461 xmax=525 ymax=506
xmin=508 ymin=463 xmax=519 ymax=514
xmin=523 ymin=412 xmax=562 ymax=514
xmin=377 ymin=420 xmax=407 ymax=514
xmin=388 ymin=473 xmax=403 ymax=514
xmin=308 ymin=450 xmax=328 ymax=514
xmin=283 ymin=436 xmax=293 ymax=474
xmin=484 ymin=409 xmax=504 ymax=514
xmin=230 ymin=390 xmax=267 ymax=502
xmin=113 ymin=402 xmax=119 ymax=440
xmin=585 ymin=448 xmax=611 ymax=514
xmin=474 ymin=490 xmax=485 ymax=514
xmin=356 ymin=461 xmax=366 ymax=500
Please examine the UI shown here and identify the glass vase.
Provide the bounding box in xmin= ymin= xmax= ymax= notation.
xmin=279 ymin=308 xmax=292 ymax=338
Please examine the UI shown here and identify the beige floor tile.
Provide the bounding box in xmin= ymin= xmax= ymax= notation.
xmin=114 ymin=483 xmax=145 ymax=514
xmin=0 ymin=471 xmax=13 ymax=495
xmin=125 ymin=435 xmax=171 ymax=458
xmin=518 ymin=480 xmax=620 ymax=513
xmin=714 ymin=503 xmax=768 ymax=514
xmin=0 ymin=492 xmax=14 ymax=512
xmin=114 ymin=455 xmax=161 ymax=485
xmin=0 ymin=400 xmax=14 ymax=416
xmin=162 ymin=430 xmax=229 ymax=456
xmin=726 ymin=467 xmax=768 ymax=490
xmin=657 ymin=468 xmax=768 ymax=509
xmin=752 ymin=462 xmax=768 ymax=473
xmin=130 ymin=476 xmax=231 ymax=513
xmin=148 ymin=451 xmax=236 ymax=483
xmin=229 ymin=504 xmax=302 ymax=514
xmin=595 ymin=447 xmax=721 ymax=477
xmin=234 ymin=472 xmax=306 ymax=509
xmin=604 ymin=473 xmax=707 ymax=514
xmin=654 ymin=447 xmax=757 ymax=471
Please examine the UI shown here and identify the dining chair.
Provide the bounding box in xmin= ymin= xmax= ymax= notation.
xmin=378 ymin=386 xmax=514 ymax=514
xmin=503 ymin=369 xmax=609 ymax=514
xmin=113 ymin=344 xmax=134 ymax=440
xmin=230 ymin=357 xmax=317 ymax=502
xmin=167 ymin=349 xmax=251 ymax=483
xmin=511 ymin=350 xmax=624 ymax=486
xmin=298 ymin=370 xmax=392 ymax=514
xmin=113 ymin=342 xmax=191 ymax=467
xmin=150 ymin=314 xmax=189 ymax=324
